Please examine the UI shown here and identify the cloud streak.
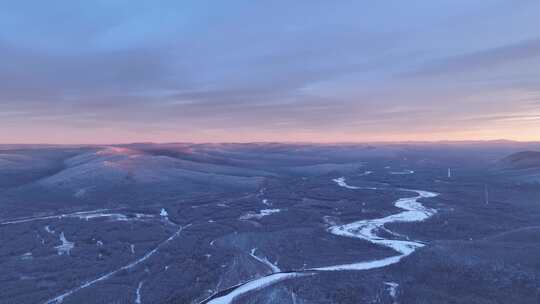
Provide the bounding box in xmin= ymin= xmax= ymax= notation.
xmin=1 ymin=0 xmax=540 ymax=143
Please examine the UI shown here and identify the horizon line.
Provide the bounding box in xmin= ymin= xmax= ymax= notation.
xmin=1 ymin=139 xmax=540 ymax=147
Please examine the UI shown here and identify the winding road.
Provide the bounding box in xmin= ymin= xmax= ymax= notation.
xmin=44 ymin=223 xmax=190 ymax=304
xmin=0 ymin=207 xmax=184 ymax=304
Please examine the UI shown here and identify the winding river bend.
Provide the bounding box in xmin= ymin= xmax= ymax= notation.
xmin=203 ymin=177 xmax=439 ymax=304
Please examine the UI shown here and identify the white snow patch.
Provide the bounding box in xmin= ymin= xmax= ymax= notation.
xmin=21 ymin=252 xmax=33 ymax=260
xmin=239 ymin=209 xmax=281 ymax=220
xmin=333 ymin=177 xmax=359 ymax=189
xmin=389 ymin=169 xmax=415 ymax=175
xmin=135 ymin=213 xmax=154 ymax=219
xmin=249 ymin=248 xmax=280 ymax=273
xmin=55 ymin=232 xmax=74 ymax=256
xmin=207 ymin=273 xmax=306 ymax=304
xmin=74 ymin=212 xmax=129 ymax=221
xmin=160 ymin=208 xmax=178 ymax=226
xmin=359 ymin=171 xmax=373 ymax=176
xmin=135 ymin=281 xmax=144 ymax=304
xmin=45 ymin=225 xmax=54 ymax=234
xmin=333 ymin=177 xmax=378 ymax=190
xmin=384 ymin=282 xmax=399 ymax=301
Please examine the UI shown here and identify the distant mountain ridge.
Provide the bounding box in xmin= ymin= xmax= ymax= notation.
xmin=500 ymin=151 xmax=540 ymax=169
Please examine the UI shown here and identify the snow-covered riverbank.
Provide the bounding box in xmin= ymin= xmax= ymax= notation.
xmin=204 ymin=177 xmax=438 ymax=304
xmin=314 ymin=178 xmax=437 ymax=271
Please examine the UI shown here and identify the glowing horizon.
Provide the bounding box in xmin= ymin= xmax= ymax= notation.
xmin=1 ymin=1 xmax=539 ymax=144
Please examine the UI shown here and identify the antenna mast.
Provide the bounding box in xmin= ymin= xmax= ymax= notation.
xmin=484 ymin=184 xmax=489 ymax=205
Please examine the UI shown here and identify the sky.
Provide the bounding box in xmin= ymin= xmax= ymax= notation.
xmin=1 ymin=0 xmax=540 ymax=144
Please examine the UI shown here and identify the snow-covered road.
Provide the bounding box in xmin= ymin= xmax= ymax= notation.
xmin=205 ymin=273 xmax=308 ymax=304
xmin=44 ymin=224 xmax=191 ymax=304
xmin=0 ymin=206 xmax=185 ymax=304
xmin=0 ymin=209 xmax=155 ymax=225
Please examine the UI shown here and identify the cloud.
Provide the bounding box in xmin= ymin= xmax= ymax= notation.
xmin=407 ymin=38 xmax=540 ymax=77
xmin=1 ymin=1 xmax=540 ymax=143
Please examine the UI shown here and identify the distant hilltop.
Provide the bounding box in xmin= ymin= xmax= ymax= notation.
xmin=499 ymin=151 xmax=540 ymax=169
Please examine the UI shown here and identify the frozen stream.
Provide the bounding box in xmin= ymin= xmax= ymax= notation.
xmin=314 ymin=177 xmax=438 ymax=271
xmin=203 ymin=177 xmax=438 ymax=304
